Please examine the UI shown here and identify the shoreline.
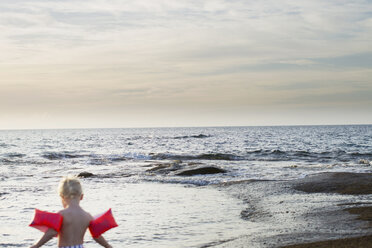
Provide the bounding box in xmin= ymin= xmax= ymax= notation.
xmin=280 ymin=172 xmax=372 ymax=248
xmin=281 ymin=234 xmax=372 ymax=248
xmin=217 ymin=172 xmax=372 ymax=247
xmin=280 ymin=204 xmax=372 ymax=248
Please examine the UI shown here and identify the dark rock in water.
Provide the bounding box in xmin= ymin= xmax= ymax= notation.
xmin=5 ymin=153 xmax=26 ymax=158
xmin=174 ymin=134 xmax=211 ymax=139
xmin=78 ymin=172 xmax=94 ymax=178
xmin=191 ymin=134 xmax=210 ymax=138
xmin=176 ymin=167 xmax=226 ymax=176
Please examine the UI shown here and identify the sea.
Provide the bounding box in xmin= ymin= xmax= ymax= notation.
xmin=1 ymin=125 xmax=371 ymax=247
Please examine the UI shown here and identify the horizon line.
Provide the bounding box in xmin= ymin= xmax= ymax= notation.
xmin=1 ymin=123 xmax=371 ymax=131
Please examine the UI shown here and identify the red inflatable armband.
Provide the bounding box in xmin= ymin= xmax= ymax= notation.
xmin=29 ymin=209 xmax=63 ymax=233
xmin=89 ymin=208 xmax=118 ymax=238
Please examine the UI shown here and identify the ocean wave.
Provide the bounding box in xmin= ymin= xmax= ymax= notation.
xmin=245 ymin=149 xmax=372 ymax=162
xmin=87 ymin=157 xmax=110 ymax=165
xmin=0 ymin=158 xmax=12 ymax=163
xmin=0 ymin=143 xmax=16 ymax=148
xmin=41 ymin=151 xmax=88 ymax=160
xmin=0 ymin=243 xmax=27 ymax=247
xmin=148 ymin=150 xmax=372 ymax=163
xmin=350 ymin=152 xmax=372 ymax=157
xmin=41 ymin=151 xmax=145 ymax=164
xmin=87 ymin=154 xmax=130 ymax=165
xmin=150 ymin=153 xmax=242 ymax=161
xmin=3 ymin=153 xmax=26 ymax=158
xmin=143 ymin=177 xmax=213 ymax=186
xmin=122 ymin=152 xmax=151 ymax=160
xmin=35 ymin=149 xmax=372 ymax=165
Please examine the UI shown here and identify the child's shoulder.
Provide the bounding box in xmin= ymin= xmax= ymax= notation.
xmin=58 ymin=208 xmax=67 ymax=216
xmin=85 ymin=210 xmax=94 ymax=221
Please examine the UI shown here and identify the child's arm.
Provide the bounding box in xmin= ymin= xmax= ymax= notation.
xmin=93 ymin=235 xmax=112 ymax=248
xmin=30 ymin=228 xmax=58 ymax=248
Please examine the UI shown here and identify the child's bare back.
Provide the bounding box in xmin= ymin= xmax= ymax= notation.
xmin=58 ymin=203 xmax=92 ymax=247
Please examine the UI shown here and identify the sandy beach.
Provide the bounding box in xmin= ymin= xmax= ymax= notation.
xmin=216 ymin=172 xmax=372 ymax=247
xmin=280 ymin=172 xmax=372 ymax=248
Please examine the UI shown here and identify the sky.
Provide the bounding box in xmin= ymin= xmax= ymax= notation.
xmin=0 ymin=0 xmax=371 ymax=129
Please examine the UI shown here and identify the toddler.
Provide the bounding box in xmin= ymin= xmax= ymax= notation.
xmin=31 ymin=176 xmax=113 ymax=248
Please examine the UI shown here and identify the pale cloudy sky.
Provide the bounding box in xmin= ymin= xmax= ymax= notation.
xmin=1 ymin=0 xmax=371 ymax=129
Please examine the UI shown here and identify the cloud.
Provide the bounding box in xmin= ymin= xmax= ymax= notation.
xmin=0 ymin=0 xmax=371 ymax=128
xmin=1 ymin=0 xmax=371 ymax=65
xmin=314 ymin=52 xmax=372 ymax=68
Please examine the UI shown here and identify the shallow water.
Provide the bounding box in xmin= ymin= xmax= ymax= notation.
xmin=2 ymin=176 xmax=249 ymax=247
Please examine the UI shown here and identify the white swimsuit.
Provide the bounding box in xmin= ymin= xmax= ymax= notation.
xmin=59 ymin=245 xmax=84 ymax=248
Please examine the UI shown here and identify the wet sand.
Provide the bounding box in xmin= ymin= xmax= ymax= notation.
xmin=280 ymin=172 xmax=372 ymax=248
xmin=217 ymin=172 xmax=372 ymax=248
xmin=282 ymin=234 xmax=372 ymax=248
xmin=346 ymin=206 xmax=372 ymax=228
xmin=281 ymin=205 xmax=372 ymax=248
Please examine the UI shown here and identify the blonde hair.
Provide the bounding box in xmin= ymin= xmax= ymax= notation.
xmin=58 ymin=175 xmax=83 ymax=199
